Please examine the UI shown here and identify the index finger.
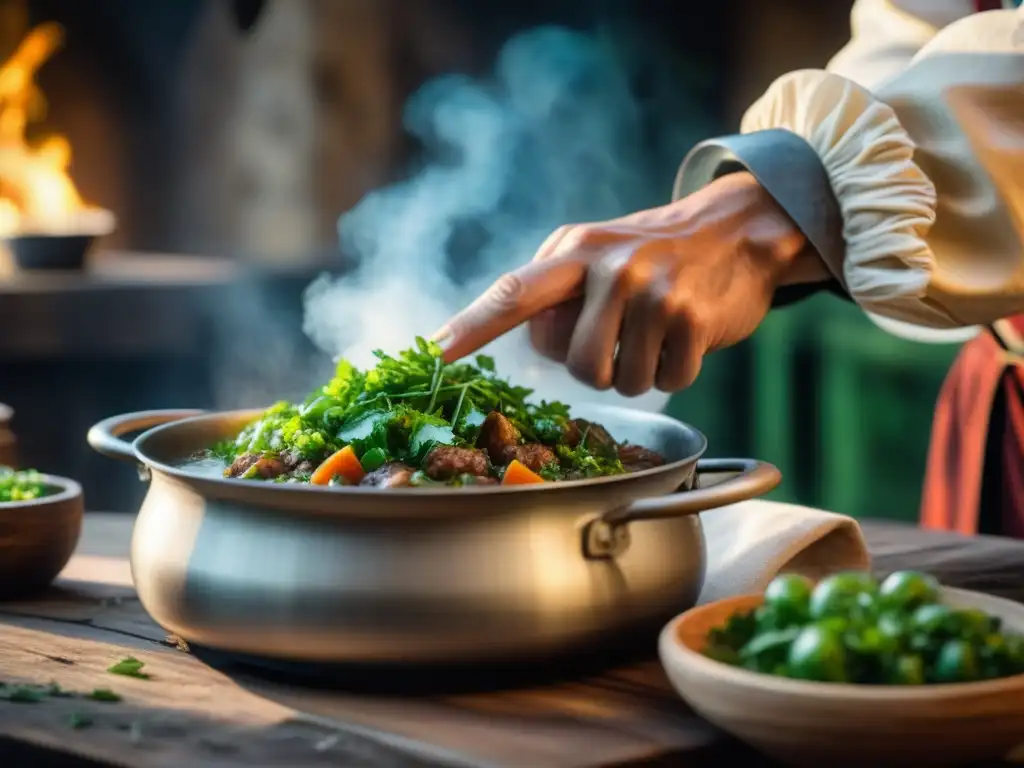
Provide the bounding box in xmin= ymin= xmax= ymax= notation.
xmin=434 ymin=256 xmax=586 ymax=363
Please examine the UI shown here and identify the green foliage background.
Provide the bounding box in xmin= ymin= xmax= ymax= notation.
xmin=663 ymin=293 xmax=960 ymax=522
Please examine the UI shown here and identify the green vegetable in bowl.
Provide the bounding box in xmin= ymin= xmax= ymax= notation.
xmin=703 ymin=569 xmax=1024 ymax=685
xmin=809 ymin=571 xmax=878 ymax=621
xmin=879 ymin=570 xmax=940 ymax=611
xmin=763 ymin=573 xmax=813 ymax=625
xmin=0 ymin=467 xmax=52 ymax=502
xmin=787 ymin=624 xmax=848 ymax=683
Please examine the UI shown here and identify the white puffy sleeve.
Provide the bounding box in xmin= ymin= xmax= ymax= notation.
xmin=676 ymin=6 xmax=1024 ymax=333
xmin=826 ymin=0 xmax=974 ymax=88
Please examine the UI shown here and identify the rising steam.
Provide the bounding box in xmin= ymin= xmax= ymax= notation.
xmin=303 ymin=25 xmax=710 ymax=410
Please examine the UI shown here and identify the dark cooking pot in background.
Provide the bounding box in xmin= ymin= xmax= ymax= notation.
xmin=88 ymin=405 xmax=780 ymax=665
xmin=0 ymin=403 xmax=16 ymax=468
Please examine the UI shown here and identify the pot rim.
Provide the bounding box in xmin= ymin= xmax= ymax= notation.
xmin=130 ymin=405 xmax=709 ymax=498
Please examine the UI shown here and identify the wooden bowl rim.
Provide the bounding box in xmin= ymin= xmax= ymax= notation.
xmin=0 ymin=473 xmax=83 ymax=513
xmin=660 ymin=587 xmax=1024 ymax=701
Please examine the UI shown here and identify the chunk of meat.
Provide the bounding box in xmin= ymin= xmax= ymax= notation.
xmin=477 ymin=412 xmax=521 ymax=464
xmin=563 ymin=419 xmax=618 ymax=455
xmin=475 ymin=412 xmax=556 ymax=471
xmin=360 ymin=462 xmax=415 ymax=488
xmin=226 ymin=453 xmax=287 ymax=479
xmin=281 ymin=450 xmax=315 ymax=476
xmin=508 ymin=443 xmax=557 ymax=473
xmin=423 ymin=446 xmax=490 ymax=480
xmin=617 ymin=444 xmax=665 ymax=472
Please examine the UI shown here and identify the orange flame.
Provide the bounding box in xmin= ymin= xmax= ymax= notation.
xmin=0 ymin=22 xmax=112 ymax=237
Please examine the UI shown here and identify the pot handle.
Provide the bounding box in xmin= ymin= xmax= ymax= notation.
xmin=582 ymin=458 xmax=781 ymax=559
xmin=87 ymin=410 xmax=206 ymax=462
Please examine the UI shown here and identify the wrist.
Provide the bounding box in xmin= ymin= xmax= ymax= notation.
xmin=685 ymin=173 xmax=804 ymax=283
xmin=674 ymin=131 xmax=846 ymax=295
xmin=709 ymin=172 xmax=832 ymax=288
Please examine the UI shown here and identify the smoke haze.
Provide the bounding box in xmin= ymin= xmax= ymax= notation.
xmin=303 ymin=25 xmax=712 ymax=410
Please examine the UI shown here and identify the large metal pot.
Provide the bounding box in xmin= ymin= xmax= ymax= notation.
xmin=88 ymin=405 xmax=780 ymax=665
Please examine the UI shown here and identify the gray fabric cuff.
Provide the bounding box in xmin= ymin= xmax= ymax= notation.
xmin=672 ymin=129 xmax=847 ymax=294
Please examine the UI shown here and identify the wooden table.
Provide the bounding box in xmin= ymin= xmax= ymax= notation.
xmin=2 ymin=514 xmax=1024 ymax=768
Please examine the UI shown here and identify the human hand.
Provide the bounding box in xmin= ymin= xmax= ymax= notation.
xmin=434 ymin=172 xmax=829 ymax=396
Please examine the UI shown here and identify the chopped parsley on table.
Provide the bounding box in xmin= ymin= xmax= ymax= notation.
xmin=0 ymin=655 xmax=148 ymax=723
xmin=107 ymin=657 xmax=149 ymax=679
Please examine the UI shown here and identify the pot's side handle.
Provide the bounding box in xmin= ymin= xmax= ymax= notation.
xmin=87 ymin=410 xmax=206 ymax=463
xmin=582 ymin=459 xmax=781 ymax=559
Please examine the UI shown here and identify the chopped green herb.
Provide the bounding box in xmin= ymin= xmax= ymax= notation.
xmin=2 ymin=685 xmax=47 ymax=703
xmin=87 ymin=688 xmax=122 ymax=702
xmin=107 ymin=657 xmax=149 ymax=679
xmin=0 ymin=467 xmax=53 ymax=502
xmin=69 ymin=712 xmax=93 ymax=729
xmin=205 ymin=337 xmax=630 ymax=483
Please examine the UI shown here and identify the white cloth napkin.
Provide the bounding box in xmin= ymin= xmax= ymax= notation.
xmin=697 ymin=498 xmax=871 ymax=605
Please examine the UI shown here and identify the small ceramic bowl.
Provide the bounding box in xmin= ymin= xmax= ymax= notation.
xmin=5 ymin=208 xmax=116 ymax=271
xmin=8 ymin=233 xmax=98 ymax=270
xmin=659 ymin=587 xmax=1024 ymax=767
xmin=0 ymin=474 xmax=84 ymax=598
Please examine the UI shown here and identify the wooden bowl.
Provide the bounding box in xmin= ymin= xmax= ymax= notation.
xmin=0 ymin=474 xmax=83 ymax=598
xmin=659 ymin=588 xmax=1024 ymax=766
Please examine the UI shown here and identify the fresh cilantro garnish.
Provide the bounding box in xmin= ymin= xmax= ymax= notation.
xmin=208 ymin=336 xmax=627 ymax=481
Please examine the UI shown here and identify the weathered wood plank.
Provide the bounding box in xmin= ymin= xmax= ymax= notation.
xmin=2 ymin=513 xmax=1024 ymax=767
xmin=0 ymin=616 xmax=468 ymax=768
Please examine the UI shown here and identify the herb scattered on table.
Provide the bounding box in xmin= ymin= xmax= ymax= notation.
xmin=1 ymin=685 xmax=47 ymax=703
xmin=107 ymin=656 xmax=149 ymax=679
xmin=86 ymin=688 xmax=122 ymax=703
xmin=704 ymin=570 xmax=1024 ymax=684
xmin=0 ymin=467 xmax=53 ymax=502
xmin=0 ymin=679 xmax=124 ymax=705
xmin=69 ymin=712 xmax=93 ymax=729
xmin=0 ymin=673 xmax=128 ymax=732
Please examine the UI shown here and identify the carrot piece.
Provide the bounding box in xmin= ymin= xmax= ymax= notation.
xmin=501 ymin=459 xmax=545 ymax=486
xmin=310 ymin=445 xmax=365 ymax=486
